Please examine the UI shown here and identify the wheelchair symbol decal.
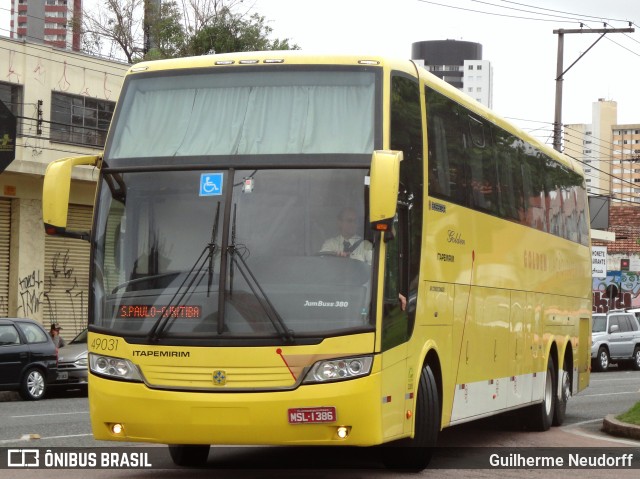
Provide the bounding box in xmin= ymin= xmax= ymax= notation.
xmin=200 ymin=173 xmax=223 ymax=196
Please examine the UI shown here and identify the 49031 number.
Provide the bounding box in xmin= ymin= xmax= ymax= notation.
xmin=90 ymin=337 xmax=120 ymax=352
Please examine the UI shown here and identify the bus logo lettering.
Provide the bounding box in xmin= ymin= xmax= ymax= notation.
xmin=212 ymin=370 xmax=227 ymax=385
xmin=429 ymin=201 xmax=446 ymax=213
xmin=200 ymin=173 xmax=223 ymax=196
xmin=437 ymin=253 xmax=455 ymax=262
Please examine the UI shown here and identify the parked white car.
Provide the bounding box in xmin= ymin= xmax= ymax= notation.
xmin=591 ymin=311 xmax=640 ymax=372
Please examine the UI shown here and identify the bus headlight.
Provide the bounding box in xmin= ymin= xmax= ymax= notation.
xmin=89 ymin=353 xmax=143 ymax=382
xmin=302 ymin=356 xmax=373 ymax=384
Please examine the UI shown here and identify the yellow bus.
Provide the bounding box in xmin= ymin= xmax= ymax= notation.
xmin=42 ymin=52 xmax=591 ymax=469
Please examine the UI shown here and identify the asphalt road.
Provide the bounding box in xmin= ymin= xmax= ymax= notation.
xmin=0 ymin=368 xmax=639 ymax=478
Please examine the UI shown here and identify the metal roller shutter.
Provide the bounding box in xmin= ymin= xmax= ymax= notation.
xmin=0 ymin=199 xmax=11 ymax=316
xmin=43 ymin=204 xmax=92 ymax=338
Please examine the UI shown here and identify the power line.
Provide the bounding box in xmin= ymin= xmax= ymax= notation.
xmin=416 ymin=0 xmax=584 ymax=23
xmin=470 ymin=0 xmax=595 ymax=23
xmin=498 ymin=0 xmax=633 ymax=25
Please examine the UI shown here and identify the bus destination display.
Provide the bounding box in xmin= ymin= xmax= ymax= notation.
xmin=117 ymin=305 xmax=202 ymax=319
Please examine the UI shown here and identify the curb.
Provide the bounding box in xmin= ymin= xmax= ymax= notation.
xmin=0 ymin=391 xmax=19 ymax=402
xmin=602 ymin=414 xmax=640 ymax=441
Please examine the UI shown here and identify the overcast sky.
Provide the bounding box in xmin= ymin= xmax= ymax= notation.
xmin=2 ymin=0 xmax=639 ymax=146
xmin=251 ymin=0 xmax=640 ymax=145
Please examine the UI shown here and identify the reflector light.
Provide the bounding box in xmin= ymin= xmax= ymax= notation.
xmin=130 ymin=66 xmax=148 ymax=72
xmin=215 ymin=60 xmax=235 ymax=65
xmin=375 ymin=224 xmax=388 ymax=231
xmin=358 ymin=60 xmax=380 ymax=65
xmin=264 ymin=59 xmax=284 ymax=63
xmin=239 ymin=60 xmax=259 ymax=64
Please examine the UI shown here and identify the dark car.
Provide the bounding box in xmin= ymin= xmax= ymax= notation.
xmin=53 ymin=328 xmax=88 ymax=390
xmin=0 ymin=318 xmax=58 ymax=400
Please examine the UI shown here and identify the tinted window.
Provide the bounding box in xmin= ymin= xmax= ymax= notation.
xmin=425 ymin=86 xmax=588 ymax=246
xmin=0 ymin=325 xmax=20 ymax=345
xmin=16 ymin=323 xmax=48 ymax=344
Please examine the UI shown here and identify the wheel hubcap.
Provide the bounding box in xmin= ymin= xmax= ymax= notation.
xmin=28 ymin=372 xmax=44 ymax=398
xmin=600 ymin=352 xmax=608 ymax=369
xmin=561 ymin=370 xmax=570 ymax=401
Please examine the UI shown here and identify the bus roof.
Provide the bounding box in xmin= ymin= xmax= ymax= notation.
xmin=127 ymin=51 xmax=582 ymax=177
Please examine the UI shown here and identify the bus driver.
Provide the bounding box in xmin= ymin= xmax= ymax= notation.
xmin=319 ymin=207 xmax=372 ymax=264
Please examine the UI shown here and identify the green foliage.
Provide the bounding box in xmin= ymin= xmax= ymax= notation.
xmin=616 ymin=401 xmax=640 ymax=425
xmin=141 ymin=3 xmax=299 ymax=62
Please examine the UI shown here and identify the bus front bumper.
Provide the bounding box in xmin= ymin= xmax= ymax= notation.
xmin=89 ymin=373 xmax=385 ymax=446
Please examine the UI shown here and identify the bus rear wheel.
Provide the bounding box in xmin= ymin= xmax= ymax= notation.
xmin=168 ymin=445 xmax=210 ymax=467
xmin=552 ymin=357 xmax=570 ymax=426
xmin=381 ymin=364 xmax=440 ymax=471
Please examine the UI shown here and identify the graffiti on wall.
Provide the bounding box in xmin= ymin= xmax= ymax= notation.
xmin=17 ymin=270 xmax=43 ymax=316
xmin=592 ymin=271 xmax=640 ymax=313
xmin=41 ymin=249 xmax=86 ymax=333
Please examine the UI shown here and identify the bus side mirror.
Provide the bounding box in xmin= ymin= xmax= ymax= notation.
xmin=43 ymin=155 xmax=99 ymax=241
xmin=369 ymin=150 xmax=402 ymax=234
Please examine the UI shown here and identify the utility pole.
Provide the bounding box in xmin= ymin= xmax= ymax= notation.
xmin=552 ymin=26 xmax=634 ymax=152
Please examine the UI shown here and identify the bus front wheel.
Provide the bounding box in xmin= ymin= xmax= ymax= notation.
xmin=381 ymin=363 xmax=440 ymax=471
xmin=168 ymin=445 xmax=210 ymax=467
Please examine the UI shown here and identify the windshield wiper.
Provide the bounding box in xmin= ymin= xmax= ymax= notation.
xmin=147 ymin=201 xmax=221 ymax=342
xmin=227 ymin=204 xmax=295 ymax=343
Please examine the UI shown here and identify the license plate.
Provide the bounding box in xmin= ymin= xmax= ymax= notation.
xmin=288 ymin=407 xmax=336 ymax=424
xmin=57 ymin=372 xmax=68 ymax=380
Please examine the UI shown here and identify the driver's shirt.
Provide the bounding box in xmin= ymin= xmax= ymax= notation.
xmin=320 ymin=235 xmax=372 ymax=264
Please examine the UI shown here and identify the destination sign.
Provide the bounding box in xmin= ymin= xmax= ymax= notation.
xmin=117 ymin=305 xmax=202 ymax=319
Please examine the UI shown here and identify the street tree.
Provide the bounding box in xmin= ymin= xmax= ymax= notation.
xmin=80 ymin=0 xmax=298 ymax=63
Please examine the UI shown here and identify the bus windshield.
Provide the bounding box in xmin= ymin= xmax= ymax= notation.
xmin=106 ymin=69 xmax=376 ymax=161
xmin=93 ymin=168 xmax=374 ymax=340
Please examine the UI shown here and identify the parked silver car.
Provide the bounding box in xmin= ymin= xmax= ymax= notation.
xmin=591 ymin=311 xmax=640 ymax=371
xmin=52 ymin=328 xmax=88 ymax=389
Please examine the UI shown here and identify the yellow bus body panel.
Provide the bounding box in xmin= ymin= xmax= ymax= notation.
xmin=88 ymin=331 xmax=401 ymax=445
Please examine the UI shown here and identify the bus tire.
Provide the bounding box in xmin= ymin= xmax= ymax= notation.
xmin=381 ymin=364 xmax=439 ymax=471
xmin=168 ymin=445 xmax=210 ymax=467
xmin=552 ymin=357 xmax=570 ymax=426
xmin=527 ymin=359 xmax=556 ymax=431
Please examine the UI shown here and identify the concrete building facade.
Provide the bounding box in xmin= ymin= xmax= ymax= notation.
xmin=564 ymin=99 xmax=617 ymax=198
xmin=411 ymin=39 xmax=493 ymax=108
xmin=10 ymin=0 xmax=82 ymax=51
xmin=0 ymin=36 xmax=127 ymax=338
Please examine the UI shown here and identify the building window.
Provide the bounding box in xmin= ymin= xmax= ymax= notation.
xmin=0 ymin=81 xmax=24 ymax=135
xmin=50 ymin=92 xmax=115 ymax=147
xmin=477 ymin=65 xmax=482 ymax=70
xmin=468 ymin=65 xmax=474 ymax=70
xmin=468 ymin=87 xmax=473 ymax=92
xmin=476 ymin=87 xmax=482 ymax=92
